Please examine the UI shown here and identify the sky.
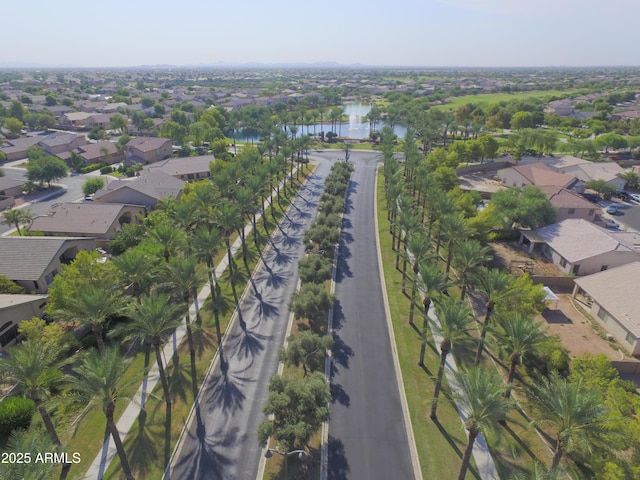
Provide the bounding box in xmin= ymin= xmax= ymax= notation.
xmin=3 ymin=0 xmax=639 ymax=68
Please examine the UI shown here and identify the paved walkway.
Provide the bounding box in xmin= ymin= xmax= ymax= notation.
xmin=85 ymin=170 xmax=300 ymax=479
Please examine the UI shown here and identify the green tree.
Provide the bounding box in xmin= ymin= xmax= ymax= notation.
xmin=109 ymin=114 xmax=127 ymax=134
xmin=490 ymin=186 xmax=556 ymax=229
xmin=257 ymin=372 xmax=331 ymax=450
xmin=451 ymin=239 xmax=491 ymax=301
xmin=492 ymin=313 xmax=548 ymax=398
xmin=57 ymin=285 xmax=126 ymax=354
xmin=586 ymin=179 xmax=617 ymax=199
xmin=453 ymin=367 xmax=514 ymax=480
xmin=288 ymin=283 xmax=335 ymax=327
xmin=298 ymin=254 xmax=333 ymax=284
xmin=430 ymin=296 xmax=475 ymax=419
xmin=479 ymin=135 xmax=500 ymax=163
xmin=1 ymin=427 xmax=57 ymax=480
xmin=1 ymin=207 xmax=33 ymax=236
xmin=0 ymin=273 xmax=25 ymax=294
xmin=69 ymin=348 xmax=135 ymax=480
xmin=621 ymin=171 xmax=640 ymax=190
xmin=417 ymin=260 xmax=448 ymax=366
xmin=511 ymin=111 xmax=534 ymax=131
xmin=18 ymin=317 xmax=78 ymax=353
xmin=279 ymin=331 xmax=334 ymax=376
xmin=82 ymin=177 xmax=105 ymax=197
xmin=122 ymin=293 xmax=181 ymax=412
xmin=0 ymin=341 xmax=69 ymax=446
xmin=4 ymin=117 xmax=23 ymax=135
xmin=191 ymin=225 xmax=223 ymax=342
xmin=528 ymin=373 xmax=619 ymax=471
xmin=26 ymin=153 xmax=68 ymax=188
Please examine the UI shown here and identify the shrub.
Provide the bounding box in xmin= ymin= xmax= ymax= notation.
xmin=80 ymin=163 xmax=102 ymax=174
xmin=0 ymin=397 xmax=35 ymax=436
xmin=99 ymin=165 xmax=113 ymax=174
xmin=298 ymin=254 xmax=333 ymax=284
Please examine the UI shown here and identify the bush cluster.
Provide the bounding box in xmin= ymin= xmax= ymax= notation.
xmin=80 ymin=163 xmax=102 ymax=174
xmin=0 ymin=397 xmax=35 ymax=436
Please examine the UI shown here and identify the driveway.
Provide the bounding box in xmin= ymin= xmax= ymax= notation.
xmin=327 ymin=151 xmax=416 ymax=480
xmin=165 ymin=160 xmax=331 ymax=480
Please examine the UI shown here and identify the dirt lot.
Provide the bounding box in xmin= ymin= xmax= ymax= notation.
xmin=488 ymin=241 xmax=561 ymax=277
xmin=540 ymin=295 xmax=630 ymax=361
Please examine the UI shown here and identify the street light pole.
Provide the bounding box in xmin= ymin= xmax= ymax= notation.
xmin=264 ymin=447 xmax=307 ymax=478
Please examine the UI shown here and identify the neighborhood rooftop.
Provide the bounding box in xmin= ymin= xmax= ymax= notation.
xmin=574 ymin=262 xmax=640 ymax=337
xmin=0 ymin=237 xmax=92 ymax=280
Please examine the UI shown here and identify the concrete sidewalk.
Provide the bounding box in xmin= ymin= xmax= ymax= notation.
xmin=84 ymin=171 xmax=298 ymax=480
xmin=427 ymin=303 xmax=499 ymax=480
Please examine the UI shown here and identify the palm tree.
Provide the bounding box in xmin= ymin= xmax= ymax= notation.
xmin=473 ymin=268 xmax=513 ymax=365
xmin=213 ymin=201 xmax=244 ymax=278
xmin=527 ymin=373 xmax=618 ymax=471
xmin=125 ymin=293 xmax=182 ymax=410
xmin=417 ymin=261 xmax=448 ymax=366
xmin=191 ymin=225 xmax=223 ymax=342
xmin=61 ymin=285 xmax=126 ymax=354
xmin=69 ymin=348 xmax=135 ymax=480
xmin=113 ymin=249 xmax=154 ymax=303
xmin=394 ymin=197 xmax=418 ymax=270
xmin=453 ymin=366 xmax=514 ymax=480
xmin=440 ymin=213 xmax=467 ymax=275
xmin=164 ymin=255 xmax=206 ymax=361
xmin=0 ymin=341 xmax=68 ymax=446
xmin=492 ymin=313 xmax=548 ymax=398
xmin=430 ymin=296 xmax=475 ymax=419
xmin=148 ymin=221 xmax=186 ymax=263
xmin=233 ymin=187 xmax=258 ymax=263
xmin=1 ymin=207 xmax=33 ymax=236
xmin=451 ymin=239 xmax=492 ymax=301
xmin=404 ymin=231 xmax=432 ymax=300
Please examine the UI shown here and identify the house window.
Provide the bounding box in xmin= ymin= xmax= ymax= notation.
xmin=559 ymin=258 xmax=567 ymax=268
xmin=588 ymin=209 xmax=595 ymax=216
xmin=597 ymin=307 xmax=609 ymax=322
xmin=626 ymin=332 xmax=635 ymax=345
xmin=600 ymin=265 xmax=608 ymax=271
xmin=568 ymin=208 xmax=575 ymax=214
xmin=572 ymin=264 xmax=580 ymax=275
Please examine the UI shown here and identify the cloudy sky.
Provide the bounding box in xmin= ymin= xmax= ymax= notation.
xmin=3 ymin=0 xmax=638 ymax=68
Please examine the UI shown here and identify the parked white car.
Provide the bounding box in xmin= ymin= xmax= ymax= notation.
xmin=629 ymin=193 xmax=640 ymax=203
xmin=604 ymin=219 xmax=620 ymax=229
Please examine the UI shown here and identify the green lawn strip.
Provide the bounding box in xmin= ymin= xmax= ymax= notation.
xmin=376 ymin=173 xmax=475 ymax=479
xmin=98 ymin=166 xmax=315 ymax=479
xmin=434 ymin=90 xmax=579 ymax=110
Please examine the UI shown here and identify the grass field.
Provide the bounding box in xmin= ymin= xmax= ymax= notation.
xmin=435 ymin=90 xmax=578 ymax=110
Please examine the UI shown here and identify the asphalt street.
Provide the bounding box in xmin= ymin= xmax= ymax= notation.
xmin=327 ymin=151 xmax=416 ymax=480
xmin=0 ymin=165 xmax=87 ymax=234
xmin=165 ymin=160 xmax=332 ymax=480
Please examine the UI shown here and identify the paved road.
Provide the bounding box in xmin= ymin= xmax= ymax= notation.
xmin=0 ymin=165 xmax=86 ymax=234
xmin=165 ymin=160 xmax=332 ymax=480
xmin=328 ymin=152 xmax=416 ymax=480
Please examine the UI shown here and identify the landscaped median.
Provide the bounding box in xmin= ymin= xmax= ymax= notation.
xmin=259 ymin=161 xmax=353 ymax=479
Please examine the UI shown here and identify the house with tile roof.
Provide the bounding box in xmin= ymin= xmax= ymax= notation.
xmin=125 ymin=136 xmax=172 ymax=165
xmin=0 ymin=135 xmax=46 ymax=161
xmin=141 ymin=155 xmax=213 ymax=181
xmin=520 ymin=218 xmax=640 ymax=276
xmin=0 ymin=237 xmax=96 ymax=293
xmin=37 ymin=132 xmax=87 ymax=155
xmin=552 ymin=160 xmax=626 ymax=191
xmin=27 ymin=203 xmax=146 ymax=245
xmin=573 ymin=262 xmax=640 ymax=355
xmin=537 ymin=186 xmax=598 ymax=222
xmin=93 ymin=171 xmax=184 ymax=209
xmin=498 ymin=161 xmax=581 ymax=190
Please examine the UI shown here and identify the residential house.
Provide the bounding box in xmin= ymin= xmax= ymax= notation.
xmin=125 ymin=136 xmax=172 ymax=165
xmin=77 ymin=100 xmax=108 ymax=112
xmin=520 ymin=218 xmax=640 ymax=276
xmin=497 ymin=162 xmax=581 ymax=190
xmin=38 ymin=132 xmax=87 ymax=155
xmin=84 ymin=113 xmax=117 ymax=129
xmin=0 ymin=237 xmax=96 ymax=293
xmin=57 ymin=141 xmax=121 ymax=165
xmin=27 ymin=203 xmax=146 ymax=245
xmin=93 ymin=171 xmax=184 ymax=209
xmin=0 ymin=294 xmax=48 ymax=352
xmin=59 ymin=111 xmax=93 ymax=128
xmin=0 ymin=177 xmax=27 ymax=211
xmin=537 ymin=186 xmax=598 ymax=222
xmin=551 ymin=159 xmax=626 ymax=192
xmin=0 ymin=135 xmax=46 ymax=161
xmin=141 ymin=155 xmax=214 ymax=181
xmin=572 ymin=262 xmax=640 ymax=356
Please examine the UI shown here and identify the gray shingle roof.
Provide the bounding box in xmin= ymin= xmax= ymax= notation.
xmin=28 ymin=203 xmax=144 ymax=235
xmin=574 ymin=262 xmax=640 ymax=337
xmin=93 ymin=171 xmax=184 ymax=202
xmin=0 ymin=237 xmax=92 ymax=280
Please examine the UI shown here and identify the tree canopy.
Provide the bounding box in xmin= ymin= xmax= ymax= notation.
xmin=490 ymin=186 xmax=556 ymax=229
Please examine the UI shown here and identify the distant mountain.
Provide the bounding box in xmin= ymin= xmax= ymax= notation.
xmin=0 ymin=61 xmax=83 ymax=69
